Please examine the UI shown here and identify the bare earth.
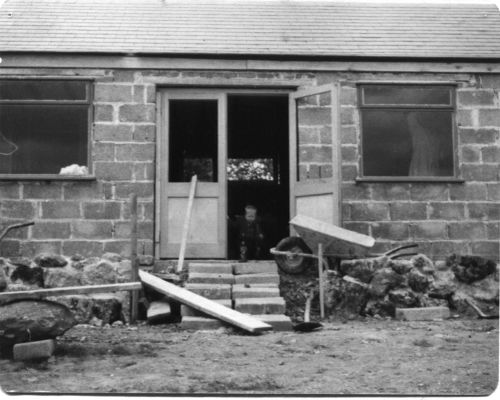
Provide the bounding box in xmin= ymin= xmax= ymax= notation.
xmin=0 ymin=318 xmax=498 ymax=396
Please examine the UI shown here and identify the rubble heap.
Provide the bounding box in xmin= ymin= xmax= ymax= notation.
xmin=0 ymin=253 xmax=134 ymax=325
xmin=280 ymin=254 xmax=499 ymax=321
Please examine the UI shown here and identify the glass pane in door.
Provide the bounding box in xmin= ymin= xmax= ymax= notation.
xmin=296 ymin=91 xmax=333 ymax=181
xmin=169 ymin=100 xmax=218 ymax=182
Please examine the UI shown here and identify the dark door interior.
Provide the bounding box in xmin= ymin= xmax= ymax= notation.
xmin=227 ymin=94 xmax=289 ymax=259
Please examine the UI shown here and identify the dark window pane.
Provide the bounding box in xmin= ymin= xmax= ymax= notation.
xmin=169 ymin=100 xmax=218 ymax=182
xmin=362 ymin=110 xmax=454 ymax=177
xmin=363 ymin=86 xmax=452 ymax=106
xmin=0 ymin=105 xmax=88 ymax=174
xmin=0 ymin=80 xmax=87 ymax=101
xmin=227 ymin=158 xmax=274 ymax=181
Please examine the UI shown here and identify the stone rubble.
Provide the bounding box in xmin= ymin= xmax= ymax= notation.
xmin=0 ymin=252 xmax=133 ymax=325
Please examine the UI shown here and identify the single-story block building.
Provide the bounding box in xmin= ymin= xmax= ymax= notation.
xmin=0 ymin=0 xmax=499 ymax=261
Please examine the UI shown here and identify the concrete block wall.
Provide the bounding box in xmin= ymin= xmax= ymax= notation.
xmin=0 ymin=68 xmax=498 ymax=261
xmin=339 ymin=73 xmax=500 ymax=260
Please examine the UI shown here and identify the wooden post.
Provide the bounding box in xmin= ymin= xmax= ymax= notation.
xmin=318 ymin=242 xmax=325 ymax=319
xmin=129 ymin=193 xmax=139 ymax=324
xmin=177 ymin=175 xmax=197 ymax=273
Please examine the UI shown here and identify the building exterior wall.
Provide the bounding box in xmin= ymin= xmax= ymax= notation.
xmin=0 ymin=67 xmax=498 ymax=260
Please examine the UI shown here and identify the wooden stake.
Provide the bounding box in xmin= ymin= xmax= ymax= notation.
xmin=177 ymin=175 xmax=197 ymax=273
xmin=318 ymin=242 xmax=325 ymax=319
xmin=129 ymin=193 xmax=139 ymax=324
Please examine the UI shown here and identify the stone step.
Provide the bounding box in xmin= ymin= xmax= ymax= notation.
xmin=250 ymin=314 xmax=293 ymax=331
xmin=187 ymin=272 xmax=235 ymax=285
xmin=180 ymin=316 xmax=228 ymax=330
xmin=189 ymin=263 xmax=233 ymax=275
xmin=181 ymin=299 xmax=233 ymax=317
xmin=234 ymin=273 xmax=280 ymax=285
xmin=232 ymin=284 xmax=280 ymax=299
xmin=233 ymin=262 xmax=278 ymax=275
xmin=184 ymin=283 xmax=232 ymax=299
xmin=234 ymin=297 xmax=286 ymax=315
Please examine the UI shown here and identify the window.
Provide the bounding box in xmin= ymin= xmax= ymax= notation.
xmin=359 ymin=84 xmax=456 ymax=178
xmin=0 ymin=80 xmax=90 ymax=176
xmin=227 ymin=158 xmax=275 ymax=181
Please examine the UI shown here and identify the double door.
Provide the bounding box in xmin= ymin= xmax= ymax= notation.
xmin=158 ymin=85 xmax=340 ymax=259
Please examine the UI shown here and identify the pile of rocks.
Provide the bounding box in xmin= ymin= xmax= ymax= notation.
xmin=280 ymin=254 xmax=499 ymax=321
xmin=0 ymin=253 xmax=134 ymax=325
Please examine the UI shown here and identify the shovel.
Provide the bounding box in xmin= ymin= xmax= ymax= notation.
xmin=293 ymin=291 xmax=323 ymax=332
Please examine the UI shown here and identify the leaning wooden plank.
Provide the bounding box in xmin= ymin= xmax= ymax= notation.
xmin=0 ymin=282 xmax=143 ymax=302
xmin=177 ymin=175 xmax=197 ymax=273
xmin=139 ymin=270 xmax=272 ymax=333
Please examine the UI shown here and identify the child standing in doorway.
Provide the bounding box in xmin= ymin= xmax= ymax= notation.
xmin=232 ymin=205 xmax=264 ymax=262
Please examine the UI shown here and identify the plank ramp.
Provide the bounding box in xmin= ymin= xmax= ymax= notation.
xmin=138 ymin=270 xmax=272 ymax=333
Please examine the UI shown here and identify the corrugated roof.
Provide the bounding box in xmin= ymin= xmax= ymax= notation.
xmin=1 ymin=0 xmax=500 ymax=59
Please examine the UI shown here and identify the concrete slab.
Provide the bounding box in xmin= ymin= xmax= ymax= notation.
xmin=184 ymin=283 xmax=232 ymax=299
xmin=395 ymin=306 xmax=451 ymax=321
xmin=233 ymin=262 xmax=278 ymax=275
xmin=234 ymin=273 xmax=280 ymax=285
xmin=232 ymin=285 xmax=280 ymax=299
xmin=189 ymin=263 xmax=233 ymax=274
xmin=234 ymin=297 xmax=286 ymax=315
xmin=181 ymin=299 xmax=233 ymax=317
xmin=251 ymin=314 xmax=293 ymax=331
xmin=13 ymin=339 xmax=55 ymax=361
xmin=180 ymin=316 xmax=227 ymax=330
xmin=187 ymin=272 xmax=235 ymax=285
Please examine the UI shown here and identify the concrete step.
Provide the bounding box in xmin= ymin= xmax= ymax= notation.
xmin=184 ymin=283 xmax=232 ymax=299
xmin=180 ymin=316 xmax=228 ymax=330
xmin=233 ymin=262 xmax=278 ymax=275
xmin=181 ymin=299 xmax=233 ymax=317
xmin=189 ymin=263 xmax=233 ymax=274
xmin=234 ymin=297 xmax=286 ymax=315
xmin=232 ymin=284 xmax=280 ymax=299
xmin=234 ymin=273 xmax=280 ymax=285
xmin=187 ymin=272 xmax=235 ymax=285
xmin=250 ymin=314 xmax=293 ymax=331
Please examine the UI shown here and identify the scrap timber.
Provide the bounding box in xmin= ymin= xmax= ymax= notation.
xmin=138 ymin=270 xmax=272 ymax=333
xmin=0 ymin=282 xmax=142 ymax=302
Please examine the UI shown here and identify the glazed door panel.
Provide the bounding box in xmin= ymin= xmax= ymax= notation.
xmin=289 ymin=84 xmax=341 ymax=226
xmin=159 ymin=92 xmax=227 ymax=258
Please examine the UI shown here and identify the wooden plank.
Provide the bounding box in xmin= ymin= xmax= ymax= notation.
xmin=177 ymin=175 xmax=197 ymax=273
xmin=138 ymin=270 xmax=272 ymax=333
xmin=318 ymin=243 xmax=325 ymax=319
xmin=129 ymin=193 xmax=139 ymax=324
xmin=0 ymin=282 xmax=143 ymax=302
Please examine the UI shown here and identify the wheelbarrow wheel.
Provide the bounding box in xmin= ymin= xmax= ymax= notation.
xmin=274 ymin=236 xmax=313 ymax=275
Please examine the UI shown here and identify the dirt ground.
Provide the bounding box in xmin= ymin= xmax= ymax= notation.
xmin=0 ymin=318 xmax=498 ymax=396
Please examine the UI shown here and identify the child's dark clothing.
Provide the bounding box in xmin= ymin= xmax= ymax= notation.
xmin=234 ymin=216 xmax=264 ymax=261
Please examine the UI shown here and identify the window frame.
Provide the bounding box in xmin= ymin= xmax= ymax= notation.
xmin=356 ymin=82 xmax=463 ymax=183
xmin=0 ymin=77 xmax=94 ymax=181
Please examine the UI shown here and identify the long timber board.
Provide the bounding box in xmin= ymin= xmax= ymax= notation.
xmin=139 ymin=270 xmax=272 ymax=333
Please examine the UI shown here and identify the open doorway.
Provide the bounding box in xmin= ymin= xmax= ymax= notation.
xmin=227 ymin=94 xmax=289 ymax=260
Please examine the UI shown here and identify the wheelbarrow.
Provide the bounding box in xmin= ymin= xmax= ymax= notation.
xmin=270 ymin=215 xmax=418 ymax=319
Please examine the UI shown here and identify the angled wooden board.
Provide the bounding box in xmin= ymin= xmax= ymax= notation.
xmin=139 ymin=270 xmax=272 ymax=333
